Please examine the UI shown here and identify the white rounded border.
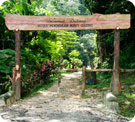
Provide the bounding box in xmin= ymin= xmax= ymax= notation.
xmin=128 ymin=0 xmax=135 ymax=6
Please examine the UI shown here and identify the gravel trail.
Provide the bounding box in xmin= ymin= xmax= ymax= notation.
xmin=0 ymin=72 xmax=130 ymax=122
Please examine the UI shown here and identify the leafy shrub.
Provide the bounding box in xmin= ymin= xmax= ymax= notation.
xmin=62 ymin=59 xmax=70 ymax=69
xmin=69 ymin=50 xmax=82 ymax=69
xmin=21 ymin=60 xmax=56 ymax=97
xmin=41 ymin=61 xmax=56 ymax=81
xmin=0 ymin=49 xmax=15 ymax=95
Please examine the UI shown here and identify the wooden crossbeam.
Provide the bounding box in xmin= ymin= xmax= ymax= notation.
xmin=5 ymin=14 xmax=130 ymax=30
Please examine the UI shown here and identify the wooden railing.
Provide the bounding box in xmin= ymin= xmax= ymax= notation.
xmin=85 ymin=69 xmax=135 ymax=72
xmin=82 ymin=66 xmax=135 ymax=95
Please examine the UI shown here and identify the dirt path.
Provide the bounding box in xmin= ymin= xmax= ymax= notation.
xmin=0 ymin=72 xmax=130 ymax=122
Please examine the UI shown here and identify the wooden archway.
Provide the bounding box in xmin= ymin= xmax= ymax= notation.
xmin=5 ymin=14 xmax=130 ymax=100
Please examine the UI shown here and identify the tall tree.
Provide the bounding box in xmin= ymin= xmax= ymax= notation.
xmin=84 ymin=0 xmax=135 ymax=68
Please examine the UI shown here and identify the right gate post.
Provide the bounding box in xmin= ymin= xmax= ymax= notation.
xmin=111 ymin=27 xmax=121 ymax=94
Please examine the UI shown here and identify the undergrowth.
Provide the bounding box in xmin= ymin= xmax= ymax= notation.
xmin=61 ymin=72 xmax=72 ymax=75
xmin=23 ymin=72 xmax=71 ymax=99
xmin=85 ymin=72 xmax=135 ymax=117
xmin=23 ymin=75 xmax=58 ymax=99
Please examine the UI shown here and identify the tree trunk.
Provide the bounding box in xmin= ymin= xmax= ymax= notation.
xmin=97 ymin=31 xmax=107 ymax=63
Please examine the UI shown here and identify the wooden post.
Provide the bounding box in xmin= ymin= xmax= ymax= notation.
xmin=82 ymin=66 xmax=86 ymax=96
xmin=15 ymin=30 xmax=21 ymax=100
xmin=12 ymin=67 xmax=15 ymax=92
xmin=111 ymin=27 xmax=121 ymax=94
xmin=57 ymin=70 xmax=61 ymax=94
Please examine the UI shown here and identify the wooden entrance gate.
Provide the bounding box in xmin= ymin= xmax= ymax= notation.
xmin=5 ymin=14 xmax=130 ymax=100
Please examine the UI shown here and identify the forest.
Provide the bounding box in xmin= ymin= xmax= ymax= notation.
xmin=0 ymin=0 xmax=135 ymax=118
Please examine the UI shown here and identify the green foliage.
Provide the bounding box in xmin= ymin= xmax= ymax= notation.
xmin=19 ymin=29 xmax=78 ymax=97
xmin=50 ymin=31 xmax=78 ymax=62
xmin=40 ymin=0 xmax=90 ymax=16
xmin=62 ymin=59 xmax=70 ymax=69
xmin=76 ymin=32 xmax=97 ymax=66
xmin=69 ymin=50 xmax=80 ymax=58
xmin=117 ymin=73 xmax=135 ymax=117
xmin=101 ymin=58 xmax=109 ymax=68
xmin=0 ymin=0 xmax=81 ymax=97
xmin=21 ymin=0 xmax=29 ymax=15
xmin=117 ymin=92 xmax=135 ymax=117
xmin=0 ymin=49 xmax=15 ymax=95
xmin=93 ymin=56 xmax=100 ymax=69
xmin=74 ymin=58 xmax=83 ymax=68
xmin=8 ymin=0 xmax=26 ymax=15
xmin=86 ymin=72 xmax=135 ymax=117
xmin=23 ymin=75 xmax=58 ymax=99
xmin=0 ymin=49 xmax=15 ymax=74
xmin=69 ymin=50 xmax=82 ymax=69
xmin=84 ymin=0 xmax=135 ymax=69
xmin=86 ymin=72 xmax=112 ymax=90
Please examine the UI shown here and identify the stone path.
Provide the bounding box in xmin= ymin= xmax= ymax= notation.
xmin=0 ymin=72 xmax=131 ymax=122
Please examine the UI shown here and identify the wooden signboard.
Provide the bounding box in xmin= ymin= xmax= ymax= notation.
xmin=5 ymin=14 xmax=130 ymax=31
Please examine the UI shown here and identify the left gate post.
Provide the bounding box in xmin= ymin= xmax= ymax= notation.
xmin=15 ymin=30 xmax=21 ymax=100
